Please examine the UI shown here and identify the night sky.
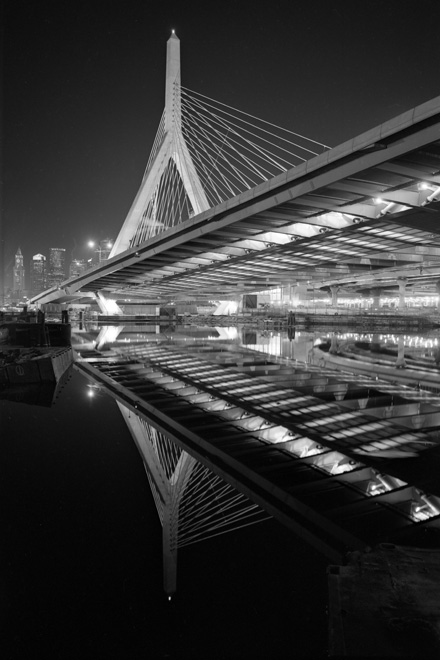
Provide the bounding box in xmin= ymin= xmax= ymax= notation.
xmin=3 ymin=0 xmax=440 ymax=292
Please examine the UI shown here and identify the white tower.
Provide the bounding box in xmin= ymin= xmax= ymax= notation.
xmin=110 ymin=31 xmax=209 ymax=257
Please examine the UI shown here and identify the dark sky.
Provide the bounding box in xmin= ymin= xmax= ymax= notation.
xmin=3 ymin=0 xmax=440 ymax=291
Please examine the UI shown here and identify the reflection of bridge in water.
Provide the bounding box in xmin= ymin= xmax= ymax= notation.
xmin=116 ymin=412 xmax=270 ymax=598
xmin=74 ymin=328 xmax=440 ymax=599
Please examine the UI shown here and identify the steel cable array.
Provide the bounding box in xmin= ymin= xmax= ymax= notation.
xmin=138 ymin=417 xmax=270 ymax=548
xmin=129 ymin=85 xmax=329 ymax=247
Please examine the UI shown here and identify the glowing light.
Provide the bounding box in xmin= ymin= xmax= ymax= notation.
xmin=374 ymin=197 xmax=384 ymax=204
xmin=87 ymin=384 xmax=102 ymax=398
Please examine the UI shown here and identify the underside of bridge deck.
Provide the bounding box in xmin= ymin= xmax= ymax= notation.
xmin=31 ymin=96 xmax=440 ymax=308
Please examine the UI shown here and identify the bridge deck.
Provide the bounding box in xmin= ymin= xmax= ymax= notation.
xmin=32 ymin=96 xmax=440 ymax=304
xmin=75 ymin=341 xmax=440 ymax=562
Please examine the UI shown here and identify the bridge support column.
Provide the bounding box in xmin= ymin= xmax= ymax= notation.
xmin=397 ymin=277 xmax=408 ymax=311
xmin=291 ymin=283 xmax=307 ymax=307
xmin=329 ymin=334 xmax=339 ymax=355
xmin=241 ymin=293 xmax=258 ymax=312
xmin=330 ymin=285 xmax=340 ymax=308
xmin=371 ymin=288 xmax=381 ymax=310
xmin=395 ymin=335 xmax=406 ymax=369
xmin=95 ymin=292 xmax=123 ymax=315
xmin=371 ymin=334 xmax=381 ymax=353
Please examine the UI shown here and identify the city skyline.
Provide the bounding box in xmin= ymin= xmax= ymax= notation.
xmin=29 ymin=253 xmax=46 ymax=299
xmin=4 ymin=1 xmax=440 ymax=297
xmin=2 ymin=239 xmax=114 ymax=300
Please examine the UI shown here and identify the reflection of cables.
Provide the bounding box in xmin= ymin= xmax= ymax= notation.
xmin=136 ymin=418 xmax=271 ymax=547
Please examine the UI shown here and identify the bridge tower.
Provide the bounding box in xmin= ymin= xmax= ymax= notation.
xmin=116 ymin=397 xmax=269 ymax=597
xmin=117 ymin=402 xmax=197 ymax=597
xmin=110 ymin=31 xmax=210 ymax=257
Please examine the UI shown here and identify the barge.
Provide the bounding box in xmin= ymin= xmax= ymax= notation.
xmin=0 ymin=346 xmax=73 ymax=385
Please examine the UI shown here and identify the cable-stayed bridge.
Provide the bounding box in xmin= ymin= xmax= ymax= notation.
xmin=28 ymin=35 xmax=440 ymax=646
xmin=32 ymin=31 xmax=440 ymax=310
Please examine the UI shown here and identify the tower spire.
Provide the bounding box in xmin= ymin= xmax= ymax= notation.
xmin=165 ymin=30 xmax=181 ymax=133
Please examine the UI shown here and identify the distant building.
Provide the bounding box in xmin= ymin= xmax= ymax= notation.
xmin=69 ymin=259 xmax=88 ymax=278
xmin=47 ymin=247 xmax=66 ymax=288
xmin=89 ymin=239 xmax=113 ymax=265
xmin=30 ymin=253 xmax=47 ymax=297
xmin=12 ymin=247 xmax=25 ymax=300
xmin=98 ymin=239 xmax=113 ymax=262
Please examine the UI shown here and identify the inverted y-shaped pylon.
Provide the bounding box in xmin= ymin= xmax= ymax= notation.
xmin=110 ymin=32 xmax=210 ymax=257
xmin=117 ymin=400 xmax=269 ymax=597
xmin=117 ymin=402 xmax=196 ymax=596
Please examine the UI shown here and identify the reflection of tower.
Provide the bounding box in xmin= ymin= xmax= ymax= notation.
xmin=117 ymin=403 xmax=269 ymax=597
xmin=47 ymin=247 xmax=66 ymax=288
xmin=30 ymin=253 xmax=47 ymax=297
xmin=12 ymin=247 xmax=25 ymax=300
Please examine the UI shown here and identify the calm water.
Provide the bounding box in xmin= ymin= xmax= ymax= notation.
xmin=2 ymin=325 xmax=438 ymax=658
